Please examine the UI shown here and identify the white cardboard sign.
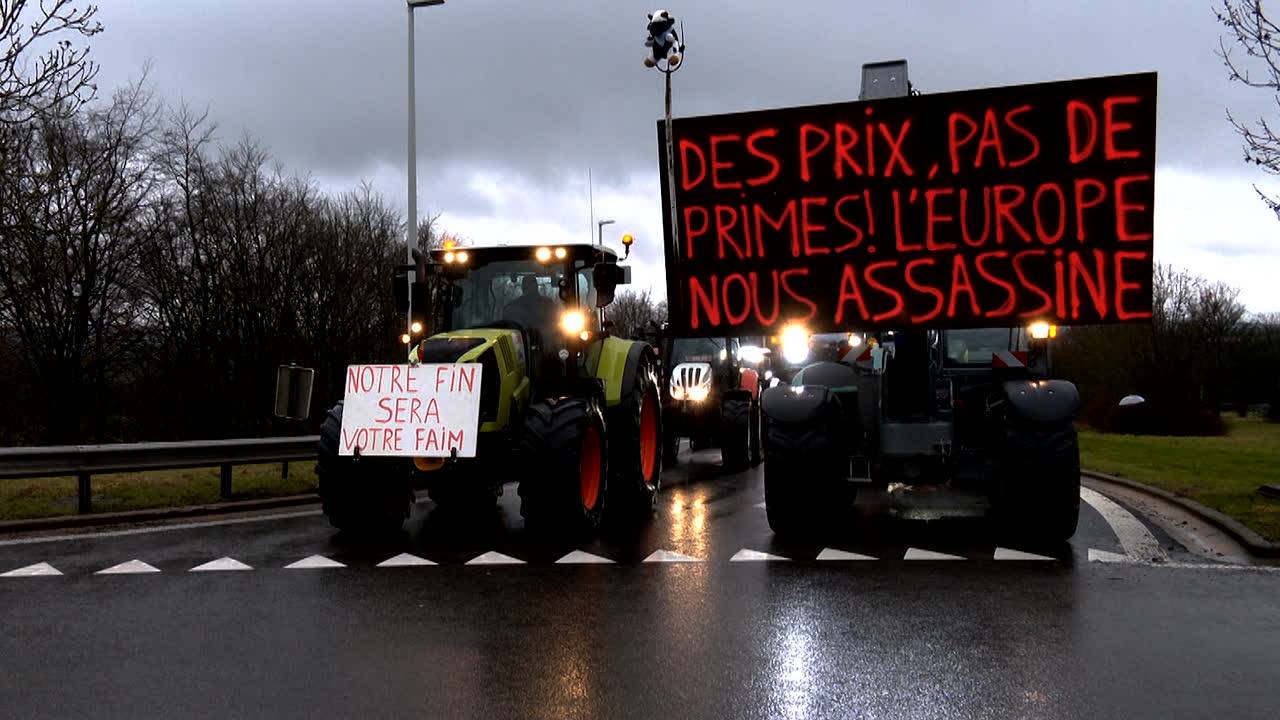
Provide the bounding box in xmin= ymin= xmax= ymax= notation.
xmin=339 ymin=364 xmax=483 ymax=457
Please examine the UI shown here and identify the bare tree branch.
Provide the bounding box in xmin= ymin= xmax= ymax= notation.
xmin=0 ymin=0 xmax=101 ymax=124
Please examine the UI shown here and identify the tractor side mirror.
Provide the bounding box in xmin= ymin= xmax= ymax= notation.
xmin=393 ymin=265 xmax=432 ymax=316
xmin=592 ymin=263 xmax=630 ymax=308
xmin=274 ymin=364 xmax=314 ymax=420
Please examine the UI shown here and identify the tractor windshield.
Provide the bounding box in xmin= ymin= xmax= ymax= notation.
xmin=671 ymin=338 xmax=726 ymax=364
xmin=449 ymin=259 xmax=564 ymax=335
xmin=944 ymin=328 xmax=1027 ymax=366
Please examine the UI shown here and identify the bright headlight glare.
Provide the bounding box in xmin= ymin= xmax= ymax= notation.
xmin=687 ymin=386 xmax=710 ymax=402
xmin=737 ymin=345 xmax=768 ymax=364
xmin=847 ymin=333 xmax=862 ymax=347
xmin=410 ymin=321 xmax=423 ymax=334
xmin=561 ymin=310 xmax=586 ymax=335
xmin=554 ymin=247 xmax=567 ymax=259
xmin=535 ymin=247 xmax=552 ymax=263
xmin=780 ymin=323 xmax=810 ymax=365
xmin=670 ymin=386 xmax=685 ymax=400
xmin=456 ymin=250 xmax=469 ymax=263
xmin=1029 ymin=321 xmax=1054 ymax=340
xmin=443 ymin=251 xmax=456 ymax=263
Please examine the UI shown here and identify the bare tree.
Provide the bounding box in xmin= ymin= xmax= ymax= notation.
xmin=605 ymin=288 xmax=666 ymax=340
xmin=0 ymin=75 xmax=160 ymax=441
xmin=0 ymin=0 xmax=102 ymax=123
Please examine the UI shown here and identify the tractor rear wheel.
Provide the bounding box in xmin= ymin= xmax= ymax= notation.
xmin=606 ymin=357 xmax=662 ymax=525
xmin=991 ymin=417 xmax=1081 ymax=544
xmin=720 ymin=397 xmax=751 ymax=471
xmin=316 ymin=401 xmax=410 ymax=536
xmin=764 ymin=411 xmax=847 ymax=537
xmin=518 ymin=397 xmax=608 ymax=536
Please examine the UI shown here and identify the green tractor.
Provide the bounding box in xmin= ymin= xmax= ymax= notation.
xmin=315 ymin=241 xmax=663 ymax=536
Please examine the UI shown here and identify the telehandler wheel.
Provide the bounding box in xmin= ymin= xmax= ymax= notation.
xmin=606 ymin=358 xmax=662 ymax=524
xmin=518 ymin=397 xmax=608 ymax=536
xmin=316 ymin=401 xmax=410 ymax=536
xmin=991 ymin=417 xmax=1081 ymax=544
xmin=748 ymin=400 xmax=763 ymax=467
xmin=764 ymin=416 xmax=846 ymax=537
xmin=720 ymin=397 xmax=751 ymax=471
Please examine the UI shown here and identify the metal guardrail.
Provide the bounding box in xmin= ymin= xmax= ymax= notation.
xmin=0 ymin=436 xmax=320 ymax=514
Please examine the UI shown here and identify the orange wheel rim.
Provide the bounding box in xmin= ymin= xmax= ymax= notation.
xmin=580 ymin=425 xmax=602 ymax=510
xmin=639 ymin=387 xmax=659 ymax=481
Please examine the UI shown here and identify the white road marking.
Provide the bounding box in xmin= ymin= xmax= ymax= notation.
xmin=904 ymin=548 xmax=965 ymax=560
xmin=729 ymin=549 xmax=790 ymax=562
xmin=815 ymin=548 xmax=877 ymax=561
xmin=0 ymin=509 xmax=324 ymax=547
xmin=189 ymin=557 xmax=252 ymax=572
xmin=465 ymin=551 xmax=525 ymax=565
xmin=1079 ymin=486 xmax=1169 ymax=563
xmin=554 ymin=550 xmax=615 ymax=564
xmin=95 ymin=559 xmax=161 ymax=575
xmin=376 ymin=553 xmax=435 ymax=567
xmin=1088 ymin=548 xmax=1134 ymax=564
xmin=994 ymin=548 xmax=1056 ymax=561
xmin=284 ymin=554 xmax=345 ymax=569
xmin=642 ymin=549 xmax=701 ymax=563
xmin=1 ymin=561 xmax=63 ymax=577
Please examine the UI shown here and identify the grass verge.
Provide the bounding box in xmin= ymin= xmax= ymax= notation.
xmin=1080 ymin=414 xmax=1280 ymax=541
xmin=0 ymin=463 xmax=317 ymax=522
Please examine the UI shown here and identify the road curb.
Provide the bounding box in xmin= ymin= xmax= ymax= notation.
xmin=1082 ymin=470 xmax=1280 ymax=558
xmin=0 ymin=493 xmax=321 ymax=534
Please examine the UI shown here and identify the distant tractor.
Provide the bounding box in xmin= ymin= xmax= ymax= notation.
xmin=762 ymin=323 xmax=1081 ymax=543
xmin=660 ymin=334 xmax=769 ymax=471
xmin=315 ymin=241 xmax=663 ymax=536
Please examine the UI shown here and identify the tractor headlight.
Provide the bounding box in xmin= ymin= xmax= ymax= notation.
xmin=780 ymin=323 xmax=810 ymax=365
xmin=535 ymin=247 xmax=553 ymax=263
xmin=670 ymin=386 xmax=685 ymax=400
xmin=561 ymin=309 xmax=586 ymax=336
xmin=1028 ymin=321 xmax=1057 ymax=340
xmin=687 ymin=385 xmax=710 ymax=402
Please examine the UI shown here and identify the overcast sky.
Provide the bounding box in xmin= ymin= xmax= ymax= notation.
xmin=83 ymin=0 xmax=1280 ymax=312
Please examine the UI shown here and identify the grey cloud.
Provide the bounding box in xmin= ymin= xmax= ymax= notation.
xmin=88 ymin=1 xmax=1269 ymax=190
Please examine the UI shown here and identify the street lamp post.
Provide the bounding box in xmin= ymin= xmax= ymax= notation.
xmin=405 ymin=0 xmax=444 ymax=333
xmin=597 ymin=218 xmax=615 ymax=248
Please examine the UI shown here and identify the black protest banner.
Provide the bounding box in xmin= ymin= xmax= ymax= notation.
xmin=657 ymin=72 xmax=1157 ymax=337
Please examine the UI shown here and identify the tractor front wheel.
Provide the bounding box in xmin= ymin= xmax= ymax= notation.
xmin=316 ymin=401 xmax=410 ymax=536
xmin=764 ymin=411 xmax=847 ymax=537
xmin=518 ymin=397 xmax=608 ymax=536
xmin=720 ymin=397 xmax=751 ymax=471
xmin=606 ymin=357 xmax=662 ymax=525
xmin=991 ymin=417 xmax=1081 ymax=544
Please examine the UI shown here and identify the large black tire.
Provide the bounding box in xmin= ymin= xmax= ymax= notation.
xmin=663 ymin=429 xmax=680 ymax=465
xmin=518 ymin=397 xmax=608 ymax=536
xmin=991 ymin=417 xmax=1081 ymax=544
xmin=720 ymin=397 xmax=751 ymax=471
xmin=748 ymin=400 xmax=763 ymax=467
xmin=763 ymin=405 xmax=848 ymax=537
xmin=605 ymin=356 xmax=662 ymax=525
xmin=316 ymin=401 xmax=411 ymax=535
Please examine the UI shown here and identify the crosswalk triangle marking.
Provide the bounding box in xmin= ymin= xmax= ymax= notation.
xmin=555 ymin=550 xmax=615 ymax=564
xmin=284 ymin=554 xmax=345 ymax=569
xmin=2 ymin=561 xmax=63 ymax=577
xmin=729 ymin=549 xmax=790 ymax=562
xmin=465 ymin=551 xmax=525 ymax=565
xmin=189 ymin=557 xmax=252 ymax=572
xmin=994 ymin=547 xmax=1056 ymax=561
xmin=904 ymin=548 xmax=965 ymax=561
xmin=376 ymin=553 xmax=436 ymax=567
xmin=95 ymin=559 xmax=161 ymax=575
xmin=1088 ymin=548 xmax=1133 ymax=564
xmin=642 ymin=549 xmax=702 ymax=563
xmin=815 ymin=548 xmax=877 ymax=561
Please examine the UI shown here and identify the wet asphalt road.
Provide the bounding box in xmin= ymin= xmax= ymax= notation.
xmin=1 ymin=448 xmax=1278 ymax=719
